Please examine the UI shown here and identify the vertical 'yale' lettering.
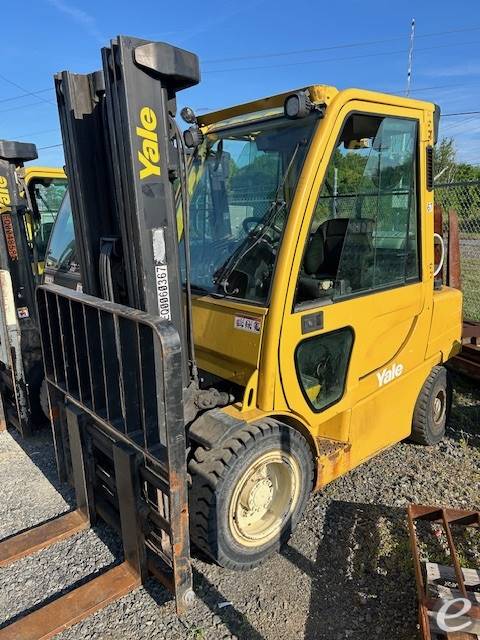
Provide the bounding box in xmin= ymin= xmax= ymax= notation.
xmin=0 ymin=176 xmax=11 ymax=214
xmin=137 ymin=107 xmax=161 ymax=180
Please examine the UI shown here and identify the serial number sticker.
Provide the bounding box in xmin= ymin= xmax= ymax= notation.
xmin=234 ymin=316 xmax=261 ymax=334
xmin=155 ymin=264 xmax=171 ymax=321
xmin=17 ymin=306 xmax=29 ymax=319
xmin=1 ymin=214 xmax=18 ymax=260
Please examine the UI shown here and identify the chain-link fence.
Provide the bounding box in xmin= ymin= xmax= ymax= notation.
xmin=435 ymin=180 xmax=480 ymax=322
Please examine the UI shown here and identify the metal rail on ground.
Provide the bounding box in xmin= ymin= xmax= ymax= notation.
xmin=407 ymin=504 xmax=480 ymax=640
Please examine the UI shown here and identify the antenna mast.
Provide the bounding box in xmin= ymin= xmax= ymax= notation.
xmin=406 ymin=18 xmax=416 ymax=97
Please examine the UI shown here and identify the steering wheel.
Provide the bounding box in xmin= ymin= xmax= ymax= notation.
xmin=242 ymin=217 xmax=263 ymax=234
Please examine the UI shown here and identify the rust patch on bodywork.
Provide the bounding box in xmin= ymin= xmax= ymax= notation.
xmin=314 ymin=437 xmax=351 ymax=490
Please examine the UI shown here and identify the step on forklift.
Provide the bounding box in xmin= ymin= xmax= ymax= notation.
xmin=0 ymin=142 xmax=66 ymax=436
xmin=0 ymin=34 xmax=462 ymax=638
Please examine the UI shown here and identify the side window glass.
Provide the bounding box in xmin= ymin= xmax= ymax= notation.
xmin=28 ymin=178 xmax=68 ymax=262
xmin=296 ymin=114 xmax=419 ymax=307
xmin=45 ymin=192 xmax=79 ymax=274
xmin=296 ymin=328 xmax=353 ymax=411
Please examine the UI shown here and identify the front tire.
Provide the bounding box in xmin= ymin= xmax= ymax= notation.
xmin=188 ymin=418 xmax=314 ymax=570
xmin=410 ymin=365 xmax=451 ymax=445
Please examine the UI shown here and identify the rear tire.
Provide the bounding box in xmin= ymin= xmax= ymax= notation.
xmin=188 ymin=418 xmax=314 ymax=570
xmin=410 ymin=365 xmax=451 ymax=445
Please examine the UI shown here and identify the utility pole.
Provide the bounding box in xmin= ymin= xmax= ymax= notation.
xmin=406 ymin=18 xmax=416 ymax=97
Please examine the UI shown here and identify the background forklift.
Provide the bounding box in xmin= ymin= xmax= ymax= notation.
xmin=0 ymin=33 xmax=462 ymax=639
xmin=0 ymin=140 xmax=67 ymax=435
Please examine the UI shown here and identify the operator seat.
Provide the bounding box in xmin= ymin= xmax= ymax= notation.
xmin=297 ymin=217 xmax=349 ymax=301
xmin=317 ymin=218 xmax=350 ymax=278
xmin=336 ymin=218 xmax=375 ymax=292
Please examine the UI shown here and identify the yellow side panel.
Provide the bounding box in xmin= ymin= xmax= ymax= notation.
xmin=192 ymin=297 xmax=266 ymax=386
xmin=349 ymin=355 xmax=438 ymax=465
xmin=425 ymin=286 xmax=463 ymax=361
xmin=359 ymin=308 xmax=418 ymax=378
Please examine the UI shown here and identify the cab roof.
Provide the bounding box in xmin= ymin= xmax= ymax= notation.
xmin=196 ymin=84 xmax=437 ymax=129
xmin=24 ymin=166 xmax=67 ymax=182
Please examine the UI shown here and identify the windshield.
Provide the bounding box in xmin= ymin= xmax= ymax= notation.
xmin=183 ymin=115 xmax=317 ymax=305
xmin=45 ymin=191 xmax=79 ymax=274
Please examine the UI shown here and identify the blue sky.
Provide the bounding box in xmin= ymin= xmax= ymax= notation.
xmin=2 ymin=0 xmax=480 ymax=166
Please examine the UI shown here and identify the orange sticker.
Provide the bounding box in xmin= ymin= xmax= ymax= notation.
xmin=2 ymin=214 xmax=18 ymax=260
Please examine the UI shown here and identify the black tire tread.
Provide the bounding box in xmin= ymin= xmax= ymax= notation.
xmin=411 ymin=365 xmax=449 ymax=445
xmin=188 ymin=418 xmax=313 ymax=570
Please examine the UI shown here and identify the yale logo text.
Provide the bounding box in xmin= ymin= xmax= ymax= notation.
xmin=137 ymin=106 xmax=161 ymax=180
xmin=377 ymin=362 xmax=404 ymax=387
xmin=0 ymin=176 xmax=11 ymax=214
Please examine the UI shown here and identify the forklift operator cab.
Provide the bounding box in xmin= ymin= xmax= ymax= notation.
xmin=24 ymin=167 xmax=67 ymax=276
xmin=185 ymin=88 xmax=460 ymax=445
xmin=43 ymin=83 xmax=462 ymax=569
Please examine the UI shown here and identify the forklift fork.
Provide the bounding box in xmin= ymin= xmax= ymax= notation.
xmin=0 ymin=285 xmax=194 ymax=638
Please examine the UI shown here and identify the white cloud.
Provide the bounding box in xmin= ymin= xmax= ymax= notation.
xmin=46 ymin=0 xmax=103 ymax=43
xmin=426 ymin=62 xmax=480 ymax=78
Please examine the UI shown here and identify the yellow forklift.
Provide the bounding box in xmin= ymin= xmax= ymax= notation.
xmin=0 ymin=141 xmax=66 ymax=435
xmin=0 ymin=35 xmax=462 ymax=638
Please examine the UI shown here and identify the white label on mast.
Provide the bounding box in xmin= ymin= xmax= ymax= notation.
xmin=152 ymin=228 xmax=171 ymax=321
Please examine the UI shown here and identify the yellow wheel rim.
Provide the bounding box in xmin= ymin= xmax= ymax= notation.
xmin=229 ymin=450 xmax=301 ymax=547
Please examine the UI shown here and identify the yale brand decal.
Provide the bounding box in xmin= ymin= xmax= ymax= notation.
xmin=0 ymin=175 xmax=11 ymax=214
xmin=137 ymin=106 xmax=161 ymax=180
xmin=377 ymin=362 xmax=404 ymax=387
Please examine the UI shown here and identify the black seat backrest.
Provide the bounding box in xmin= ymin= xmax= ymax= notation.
xmin=303 ymin=217 xmax=349 ymax=277
xmin=336 ymin=218 xmax=375 ymax=290
xmin=318 ymin=218 xmax=349 ymax=276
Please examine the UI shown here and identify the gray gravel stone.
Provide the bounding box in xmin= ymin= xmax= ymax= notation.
xmin=0 ymin=374 xmax=478 ymax=639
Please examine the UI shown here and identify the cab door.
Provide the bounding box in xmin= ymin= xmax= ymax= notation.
xmin=278 ymin=101 xmax=433 ymax=466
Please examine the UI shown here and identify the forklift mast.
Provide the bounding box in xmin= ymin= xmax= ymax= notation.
xmin=54 ymin=69 xmax=117 ymax=298
xmin=55 ymin=37 xmax=200 ymax=389
xmin=0 ymin=140 xmax=43 ymax=435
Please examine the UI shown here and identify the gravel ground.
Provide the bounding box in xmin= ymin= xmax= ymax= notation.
xmin=0 ymin=373 xmax=478 ymax=640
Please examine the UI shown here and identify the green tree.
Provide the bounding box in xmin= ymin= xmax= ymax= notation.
xmin=433 ymin=137 xmax=457 ymax=183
